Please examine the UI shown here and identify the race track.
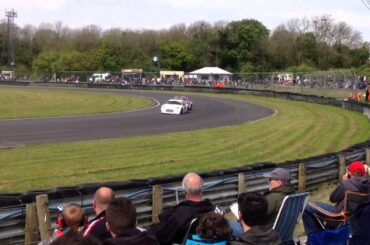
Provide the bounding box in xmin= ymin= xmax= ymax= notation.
xmin=0 ymin=88 xmax=275 ymax=145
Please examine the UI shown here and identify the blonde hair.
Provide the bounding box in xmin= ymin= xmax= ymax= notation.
xmin=62 ymin=203 xmax=86 ymax=230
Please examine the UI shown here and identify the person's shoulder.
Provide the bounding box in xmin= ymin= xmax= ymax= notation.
xmin=264 ymin=190 xmax=280 ymax=199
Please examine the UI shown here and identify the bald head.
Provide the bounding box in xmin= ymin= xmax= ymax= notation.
xmin=93 ymin=187 xmax=115 ymax=214
xmin=182 ymin=173 xmax=204 ymax=198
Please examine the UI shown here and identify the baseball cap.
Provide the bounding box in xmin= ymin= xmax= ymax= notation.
xmin=263 ymin=168 xmax=291 ymax=183
xmin=348 ymin=161 xmax=365 ymax=175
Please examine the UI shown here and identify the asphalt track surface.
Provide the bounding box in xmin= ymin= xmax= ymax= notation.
xmin=0 ymin=88 xmax=275 ymax=145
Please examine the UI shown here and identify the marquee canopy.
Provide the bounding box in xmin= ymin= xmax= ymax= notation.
xmin=190 ymin=67 xmax=232 ymax=75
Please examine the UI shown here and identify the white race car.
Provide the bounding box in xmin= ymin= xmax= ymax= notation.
xmin=174 ymin=96 xmax=193 ymax=110
xmin=161 ymin=99 xmax=188 ymax=115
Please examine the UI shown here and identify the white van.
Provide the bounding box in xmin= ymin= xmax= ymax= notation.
xmin=89 ymin=73 xmax=110 ymax=82
xmin=1 ymin=71 xmax=15 ymax=80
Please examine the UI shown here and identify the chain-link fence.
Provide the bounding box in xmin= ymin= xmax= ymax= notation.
xmin=3 ymin=69 xmax=369 ymax=101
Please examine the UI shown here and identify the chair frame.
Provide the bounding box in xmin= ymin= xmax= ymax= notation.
xmin=181 ymin=218 xmax=198 ymax=245
xmin=310 ymin=191 xmax=370 ymax=229
xmin=273 ymin=192 xmax=309 ymax=244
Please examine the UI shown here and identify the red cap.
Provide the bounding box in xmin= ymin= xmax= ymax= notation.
xmin=349 ymin=161 xmax=365 ymax=175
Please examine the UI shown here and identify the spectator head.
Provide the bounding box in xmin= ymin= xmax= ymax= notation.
xmin=58 ymin=203 xmax=87 ymax=231
xmin=93 ymin=187 xmax=115 ymax=215
xmin=105 ymin=197 xmax=136 ymax=237
xmin=348 ymin=161 xmax=366 ymax=177
xmin=238 ymin=192 xmax=267 ymax=229
xmin=182 ymin=172 xmax=204 ymax=201
xmin=263 ymin=168 xmax=291 ymax=190
xmin=196 ymin=212 xmax=232 ymax=241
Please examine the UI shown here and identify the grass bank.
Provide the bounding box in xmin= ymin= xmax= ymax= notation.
xmin=1 ymin=92 xmax=369 ymax=192
xmin=0 ymin=87 xmax=153 ymax=119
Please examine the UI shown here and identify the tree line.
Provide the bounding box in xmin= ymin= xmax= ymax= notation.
xmin=0 ymin=14 xmax=369 ymax=75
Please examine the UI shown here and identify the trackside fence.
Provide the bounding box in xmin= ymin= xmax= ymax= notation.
xmin=0 ymin=82 xmax=370 ymax=244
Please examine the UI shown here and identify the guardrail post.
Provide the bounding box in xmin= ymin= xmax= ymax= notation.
xmin=238 ymin=173 xmax=246 ymax=194
xmin=25 ymin=203 xmax=39 ymax=245
xmin=339 ymin=155 xmax=346 ymax=182
xmin=366 ymin=148 xmax=370 ymax=166
xmin=298 ymin=163 xmax=306 ymax=192
xmin=152 ymin=185 xmax=163 ymax=224
xmin=36 ymin=194 xmax=51 ymax=241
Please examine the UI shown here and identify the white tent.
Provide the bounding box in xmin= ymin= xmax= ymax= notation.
xmin=190 ymin=67 xmax=232 ymax=75
xmin=189 ymin=67 xmax=232 ymax=83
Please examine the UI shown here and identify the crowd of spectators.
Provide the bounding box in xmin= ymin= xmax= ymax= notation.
xmin=37 ymin=161 xmax=370 ymax=245
xmin=30 ymin=71 xmax=369 ymax=94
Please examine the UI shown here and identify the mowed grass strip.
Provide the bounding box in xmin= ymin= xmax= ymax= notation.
xmin=255 ymin=85 xmax=353 ymax=100
xmin=0 ymin=87 xmax=153 ymax=119
xmin=1 ymin=93 xmax=370 ymax=192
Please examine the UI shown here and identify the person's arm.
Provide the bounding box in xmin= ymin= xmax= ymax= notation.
xmin=329 ymin=181 xmax=346 ymax=203
xmin=265 ymin=193 xmax=277 ymax=217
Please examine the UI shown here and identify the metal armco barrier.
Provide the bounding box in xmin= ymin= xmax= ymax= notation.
xmin=0 ymin=82 xmax=370 ymax=244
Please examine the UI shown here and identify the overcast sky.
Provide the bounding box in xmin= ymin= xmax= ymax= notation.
xmin=1 ymin=0 xmax=370 ymax=41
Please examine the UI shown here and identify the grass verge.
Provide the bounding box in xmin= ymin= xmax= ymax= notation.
xmin=0 ymin=87 xmax=153 ymax=119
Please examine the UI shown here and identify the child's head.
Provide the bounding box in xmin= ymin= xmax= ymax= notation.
xmin=58 ymin=203 xmax=86 ymax=231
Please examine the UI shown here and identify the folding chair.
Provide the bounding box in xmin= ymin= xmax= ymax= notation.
xmin=273 ymin=192 xmax=309 ymax=244
xmin=310 ymin=191 xmax=370 ymax=229
xmin=180 ymin=218 xmax=199 ymax=245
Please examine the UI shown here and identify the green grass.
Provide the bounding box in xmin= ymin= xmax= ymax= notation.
xmin=1 ymin=92 xmax=369 ymax=192
xmin=254 ymin=84 xmax=355 ymax=100
xmin=0 ymin=87 xmax=153 ymax=119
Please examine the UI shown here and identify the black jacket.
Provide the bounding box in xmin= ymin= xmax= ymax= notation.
xmin=103 ymin=228 xmax=158 ymax=245
xmin=148 ymin=199 xmax=215 ymax=245
xmin=330 ymin=176 xmax=370 ymax=212
xmin=229 ymin=225 xmax=282 ymax=245
xmin=264 ymin=184 xmax=295 ymax=225
xmin=49 ymin=230 xmax=79 ymax=245
xmin=83 ymin=210 xmax=112 ymax=241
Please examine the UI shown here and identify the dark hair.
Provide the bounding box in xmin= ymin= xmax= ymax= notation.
xmin=106 ymin=197 xmax=136 ymax=236
xmin=238 ymin=192 xmax=267 ymax=227
xmin=196 ymin=212 xmax=232 ymax=240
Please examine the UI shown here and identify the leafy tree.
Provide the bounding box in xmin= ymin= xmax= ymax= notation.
xmin=220 ymin=19 xmax=270 ymax=71
xmin=299 ymin=32 xmax=318 ymax=66
xmin=52 ymin=51 xmax=84 ymax=71
xmin=32 ymin=51 xmax=60 ymax=72
xmin=269 ymin=25 xmax=295 ymax=70
xmin=4 ymin=15 xmax=369 ymax=74
xmin=350 ymin=46 xmax=370 ymax=67
xmin=186 ymin=21 xmax=220 ymax=69
xmin=357 ymin=63 xmax=370 ymax=77
xmin=157 ymin=41 xmax=196 ymax=71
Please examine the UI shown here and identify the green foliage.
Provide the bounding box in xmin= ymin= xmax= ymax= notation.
xmin=357 ymin=63 xmax=370 ymax=77
xmin=351 ymin=47 xmax=370 ymax=67
xmin=32 ymin=51 xmax=60 ymax=72
xmin=52 ymin=51 xmax=85 ymax=71
xmin=158 ymin=41 xmax=196 ymax=70
xmin=1 ymin=16 xmax=368 ymax=73
xmin=299 ymin=32 xmax=318 ymax=65
xmin=285 ymin=64 xmax=317 ymax=73
xmin=240 ymin=62 xmax=255 ymax=73
xmin=221 ymin=19 xmax=270 ymax=71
